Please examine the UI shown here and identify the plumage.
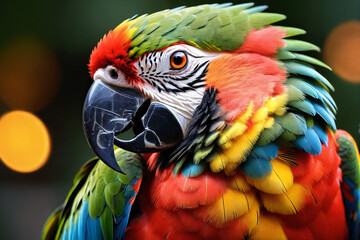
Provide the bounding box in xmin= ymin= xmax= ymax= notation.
xmin=283 ymin=39 xmax=320 ymax=52
xmin=293 ymin=128 xmax=322 ymax=155
xmin=284 ymin=61 xmax=334 ymax=91
xmin=43 ymin=3 xmax=360 ymax=240
xmin=246 ymin=159 xmax=293 ymax=194
xmin=241 ymin=156 xmax=273 ymax=178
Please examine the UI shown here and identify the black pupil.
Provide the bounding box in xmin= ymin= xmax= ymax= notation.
xmin=110 ymin=69 xmax=118 ymax=79
xmin=173 ymin=53 xmax=184 ymax=66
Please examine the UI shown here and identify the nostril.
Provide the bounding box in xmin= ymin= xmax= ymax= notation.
xmin=109 ymin=69 xmax=118 ymax=79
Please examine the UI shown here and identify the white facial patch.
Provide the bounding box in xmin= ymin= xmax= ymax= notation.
xmin=93 ymin=65 xmax=133 ymax=88
xmin=134 ymin=44 xmax=221 ymax=135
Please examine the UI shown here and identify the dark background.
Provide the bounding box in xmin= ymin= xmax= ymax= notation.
xmin=0 ymin=0 xmax=359 ymax=239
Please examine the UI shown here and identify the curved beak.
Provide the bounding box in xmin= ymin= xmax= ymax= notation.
xmin=83 ymin=80 xmax=183 ymax=172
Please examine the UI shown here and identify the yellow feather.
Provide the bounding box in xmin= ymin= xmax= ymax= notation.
xmin=202 ymin=42 xmax=222 ymax=52
xmin=230 ymin=174 xmax=252 ymax=192
xmin=220 ymin=141 xmax=233 ymax=150
xmin=252 ymin=107 xmax=268 ymax=123
xmin=211 ymin=122 xmax=265 ymax=172
xmin=210 ymin=94 xmax=288 ymax=174
xmin=224 ymin=166 xmax=237 ymax=176
xmin=275 ymin=106 xmax=287 ymax=116
xmin=264 ymin=93 xmax=289 ymax=114
xmin=236 ymin=200 xmax=260 ymax=235
xmin=245 ymin=159 xmax=294 ymax=194
xmin=210 ymin=154 xmax=227 ymax=172
xmin=224 ymin=122 xmax=264 ymax=170
xmin=261 ymin=183 xmax=311 ymax=215
xmin=250 ymin=215 xmax=287 ymax=240
xmin=219 ymin=123 xmax=247 ymax=145
xmin=203 ymin=189 xmax=256 ymax=225
xmin=114 ymin=18 xmax=138 ymax=37
xmin=237 ymin=101 xmax=254 ymax=123
xmin=264 ymin=117 xmax=274 ymax=129
xmin=188 ymin=40 xmax=202 ymax=49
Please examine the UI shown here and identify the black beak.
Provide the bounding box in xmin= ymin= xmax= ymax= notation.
xmin=83 ymin=80 xmax=183 ymax=173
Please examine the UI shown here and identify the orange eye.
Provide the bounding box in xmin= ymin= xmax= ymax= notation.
xmin=170 ymin=51 xmax=187 ymax=69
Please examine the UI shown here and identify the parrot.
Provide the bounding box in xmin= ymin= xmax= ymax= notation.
xmin=42 ymin=3 xmax=360 ymax=240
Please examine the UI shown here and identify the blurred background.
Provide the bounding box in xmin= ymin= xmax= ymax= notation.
xmin=0 ymin=0 xmax=359 ymax=239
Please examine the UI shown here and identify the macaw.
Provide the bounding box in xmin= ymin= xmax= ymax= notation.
xmin=42 ymin=3 xmax=360 ymax=240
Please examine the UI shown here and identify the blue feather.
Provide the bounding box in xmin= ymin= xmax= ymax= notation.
xmin=86 ymin=209 xmax=103 ymax=240
xmin=293 ymin=128 xmax=322 ymax=155
xmin=311 ymin=84 xmax=337 ymax=113
xmin=61 ymin=201 xmax=104 ymax=240
xmin=312 ymin=102 xmax=336 ymax=130
xmin=114 ymin=178 xmax=140 ymax=239
xmin=62 ymin=216 xmax=71 ymax=240
xmin=241 ymin=157 xmax=273 ymax=178
xmin=114 ymin=201 xmax=132 ymax=239
xmin=170 ymin=6 xmax=186 ymax=11
xmin=290 ymin=77 xmax=337 ymax=115
xmin=284 ymin=61 xmax=334 ymax=91
xmin=342 ymin=177 xmax=360 ymax=240
xmin=250 ymin=143 xmax=279 ymax=160
xmin=77 ymin=201 xmax=87 ymax=239
xmin=244 ymin=5 xmax=268 ymax=14
xmin=312 ymin=122 xmax=328 ymax=146
xmin=180 ymin=162 xmax=206 ymax=177
xmin=287 ymin=77 xmax=320 ymax=99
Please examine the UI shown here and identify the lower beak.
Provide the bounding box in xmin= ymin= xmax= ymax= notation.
xmin=83 ymin=80 xmax=183 ymax=173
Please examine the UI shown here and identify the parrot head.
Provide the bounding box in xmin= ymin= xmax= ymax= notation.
xmin=83 ymin=3 xmax=320 ymax=173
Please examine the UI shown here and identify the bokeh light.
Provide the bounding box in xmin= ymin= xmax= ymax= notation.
xmin=0 ymin=111 xmax=51 ymax=173
xmin=0 ymin=37 xmax=61 ymax=112
xmin=324 ymin=21 xmax=360 ymax=83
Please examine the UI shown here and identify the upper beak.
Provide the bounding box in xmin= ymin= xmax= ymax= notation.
xmin=83 ymin=79 xmax=183 ymax=173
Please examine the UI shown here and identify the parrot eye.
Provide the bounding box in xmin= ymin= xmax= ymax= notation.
xmin=170 ymin=51 xmax=187 ymax=70
xmin=109 ymin=69 xmax=118 ymax=79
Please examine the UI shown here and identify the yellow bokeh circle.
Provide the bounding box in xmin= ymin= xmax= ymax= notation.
xmin=0 ymin=111 xmax=51 ymax=173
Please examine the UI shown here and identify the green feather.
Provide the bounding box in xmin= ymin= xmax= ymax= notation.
xmin=257 ymin=122 xmax=284 ymax=146
xmin=286 ymin=85 xmax=305 ymax=101
xmin=100 ymin=207 xmax=113 ymax=240
xmin=283 ymin=39 xmax=320 ymax=52
xmin=173 ymin=156 xmax=188 ymax=176
xmin=281 ymin=129 xmax=298 ymax=141
xmin=292 ymin=53 xmax=332 ymax=70
xmin=42 ymin=207 xmax=63 ymax=240
xmin=288 ymin=99 xmax=316 ymax=116
xmin=42 ymin=149 xmax=143 ymax=240
xmin=114 ymin=193 xmax=126 ymax=216
xmin=338 ymin=134 xmax=360 ymax=186
xmin=276 ymin=49 xmax=296 ymax=60
xmin=204 ymin=131 xmax=220 ymax=147
xmin=127 ymin=4 xmax=287 ymax=57
xmin=194 ymin=146 xmax=214 ymax=164
xmin=249 ymin=13 xmax=286 ymax=29
xmin=277 ymin=112 xmax=307 ymax=135
xmin=276 ymin=26 xmax=306 ymax=37
xmin=306 ymin=117 xmax=314 ymax=128
xmin=89 ymin=179 xmax=106 ymax=218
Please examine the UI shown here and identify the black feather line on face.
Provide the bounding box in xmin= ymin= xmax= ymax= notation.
xmin=138 ymin=49 xmax=210 ymax=93
xmin=155 ymin=88 xmax=226 ymax=170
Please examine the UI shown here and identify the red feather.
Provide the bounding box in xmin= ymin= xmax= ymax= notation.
xmin=88 ymin=26 xmax=144 ymax=86
xmin=281 ymin=133 xmax=347 ymax=239
xmin=235 ymin=26 xmax=286 ymax=57
xmin=206 ymin=53 xmax=286 ymax=121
